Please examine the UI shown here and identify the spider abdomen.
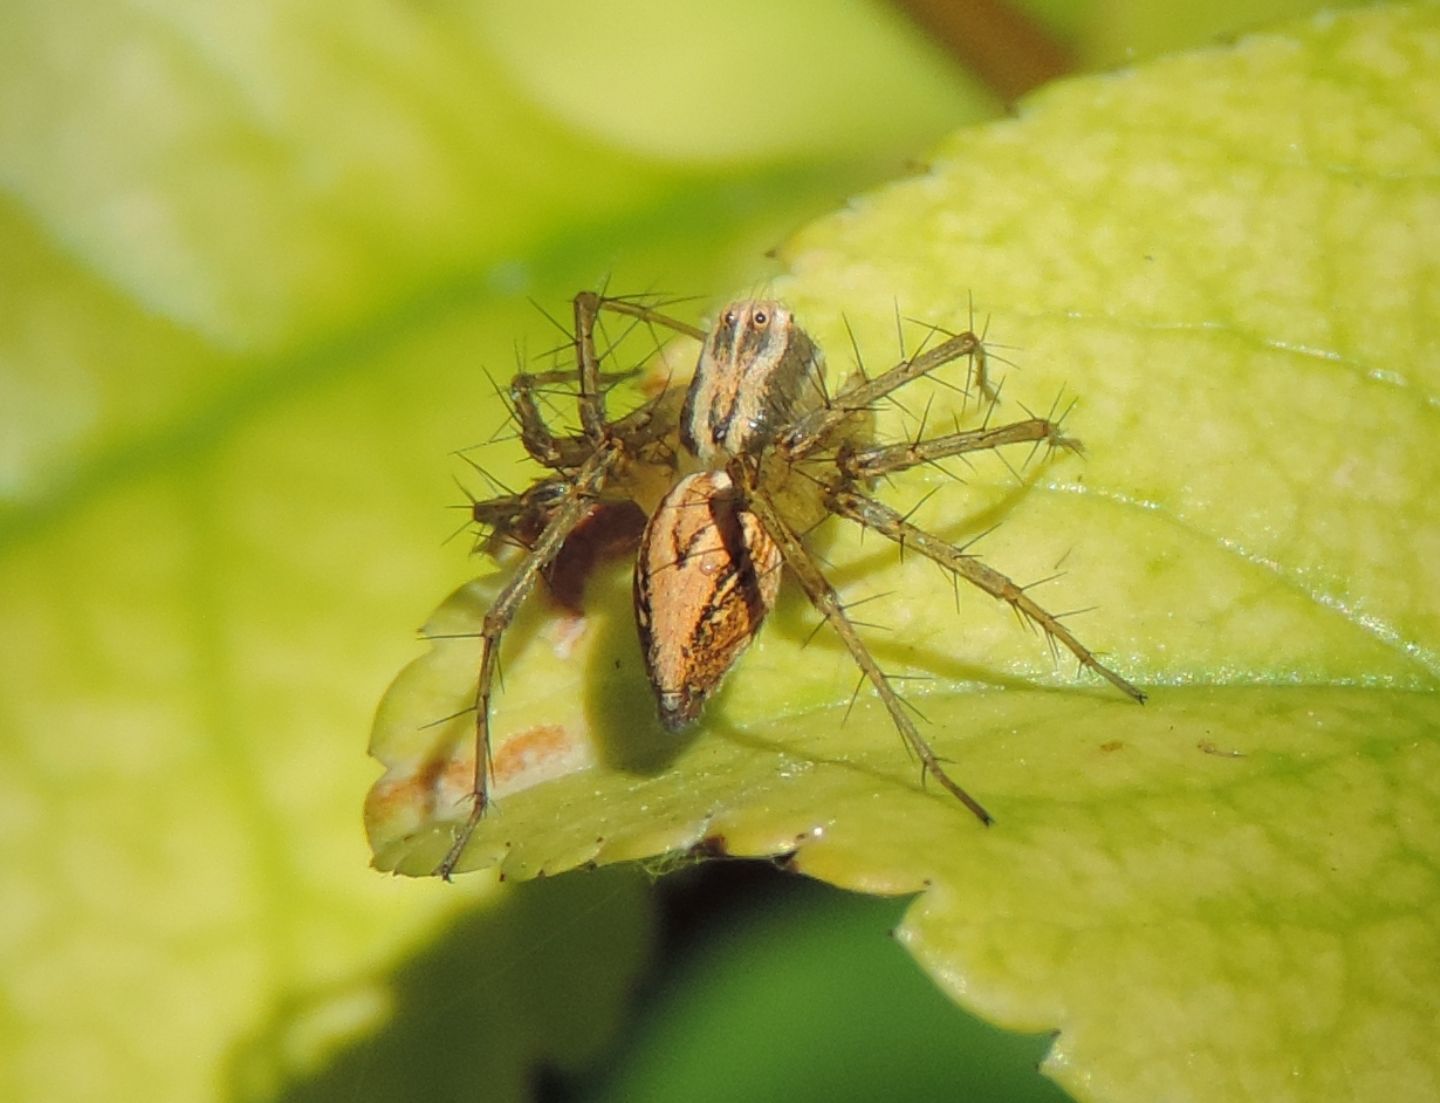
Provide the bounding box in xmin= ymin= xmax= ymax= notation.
xmin=635 ymin=470 xmax=782 ymax=731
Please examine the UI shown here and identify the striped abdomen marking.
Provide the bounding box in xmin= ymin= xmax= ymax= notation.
xmin=635 ymin=471 xmax=782 ymax=730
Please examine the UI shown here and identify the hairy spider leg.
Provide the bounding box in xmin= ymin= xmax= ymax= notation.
xmin=841 ymin=417 xmax=1080 ymax=481
xmin=829 ymin=488 xmax=1146 ymax=704
xmin=733 ymin=456 xmax=995 ymax=824
xmin=572 ymin=291 xmax=613 ymax=443
xmin=437 ymin=442 xmax=623 ymax=879
xmin=438 ymin=292 xmax=706 ymax=878
xmin=783 ymin=329 xmax=986 ymax=461
xmin=508 ymin=371 xmax=589 ymax=469
xmin=822 ymin=395 xmax=1143 ymax=703
xmin=755 ymin=327 xmax=1142 ymax=822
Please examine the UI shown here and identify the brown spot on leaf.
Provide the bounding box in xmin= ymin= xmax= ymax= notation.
xmin=365 ymin=751 xmax=454 ymax=824
xmin=493 ymin=724 xmax=576 ymax=784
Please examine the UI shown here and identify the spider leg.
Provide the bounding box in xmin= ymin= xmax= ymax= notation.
xmin=902 ymin=313 xmax=999 ymax=404
xmin=572 ymin=291 xmax=613 ymax=444
xmin=580 ymin=291 xmax=708 ymax=343
xmin=572 ymin=292 xmax=705 ymax=445
xmin=508 ymin=372 xmax=593 ymax=469
xmin=511 ymin=294 xmax=695 ymax=470
xmin=829 ymin=488 xmax=1147 ymax=703
xmin=842 ymin=416 xmax=1080 ymax=480
xmin=972 ymin=335 xmax=997 ymax=403
xmin=439 ymin=292 xmax=701 ymax=879
xmin=732 ymin=458 xmax=994 ymax=825
xmin=783 ymin=329 xmax=986 ymax=461
xmin=436 ymin=442 xmax=624 ymax=879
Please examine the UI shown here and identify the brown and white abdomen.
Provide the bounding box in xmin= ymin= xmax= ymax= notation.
xmin=634 ymin=470 xmax=782 ymax=730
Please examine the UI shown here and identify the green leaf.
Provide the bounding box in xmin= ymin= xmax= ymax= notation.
xmin=0 ymin=2 xmax=992 ymax=1102
xmin=591 ymin=878 xmax=1073 ymax=1103
xmin=229 ymin=868 xmax=653 ymax=1102
xmin=369 ymin=7 xmax=1440 ymax=1102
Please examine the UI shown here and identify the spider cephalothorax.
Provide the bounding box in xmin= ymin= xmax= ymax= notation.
xmin=437 ymin=291 xmax=1144 ymax=878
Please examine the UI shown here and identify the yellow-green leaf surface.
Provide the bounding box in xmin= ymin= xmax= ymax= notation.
xmin=369 ymin=7 xmax=1440 ymax=1102
xmin=0 ymin=2 xmax=995 ymax=1101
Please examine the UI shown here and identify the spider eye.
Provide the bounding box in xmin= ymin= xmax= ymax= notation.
xmin=753 ymin=310 xmax=768 ymax=325
xmin=723 ymin=310 xmax=737 ymax=326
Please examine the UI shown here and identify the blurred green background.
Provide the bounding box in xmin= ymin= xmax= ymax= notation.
xmin=0 ymin=2 xmax=1375 ymax=1101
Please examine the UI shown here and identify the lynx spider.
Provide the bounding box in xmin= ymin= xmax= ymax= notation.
xmin=437 ymin=291 xmax=1145 ymax=878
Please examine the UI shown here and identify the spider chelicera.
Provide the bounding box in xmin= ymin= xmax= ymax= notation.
xmin=436 ymin=291 xmax=1144 ymax=878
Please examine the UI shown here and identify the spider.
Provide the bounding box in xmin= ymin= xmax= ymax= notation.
xmin=436 ymin=291 xmax=1145 ymax=878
